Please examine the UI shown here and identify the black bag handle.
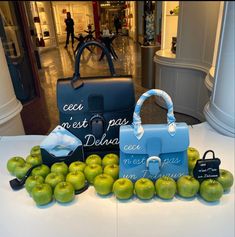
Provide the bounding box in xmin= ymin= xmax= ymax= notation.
xmin=202 ymin=150 xmax=215 ymax=160
xmin=72 ymin=41 xmax=116 ymax=89
xmin=75 ymin=181 xmax=89 ymax=195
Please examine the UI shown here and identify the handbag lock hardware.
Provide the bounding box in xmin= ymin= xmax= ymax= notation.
xmin=90 ymin=114 xmax=105 ymax=139
xmin=146 ymin=156 xmax=161 ymax=176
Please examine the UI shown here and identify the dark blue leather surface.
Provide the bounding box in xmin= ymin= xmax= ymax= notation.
xmin=57 ymin=41 xmax=135 ymax=155
xmin=57 ymin=77 xmax=135 ymax=114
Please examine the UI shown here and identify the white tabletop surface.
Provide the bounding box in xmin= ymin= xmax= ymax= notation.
xmin=0 ymin=122 xmax=234 ymax=237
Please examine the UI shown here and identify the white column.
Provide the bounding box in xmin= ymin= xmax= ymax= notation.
xmin=204 ymin=2 xmax=235 ymax=137
xmin=0 ymin=38 xmax=25 ymax=135
xmin=205 ymin=2 xmax=224 ymax=96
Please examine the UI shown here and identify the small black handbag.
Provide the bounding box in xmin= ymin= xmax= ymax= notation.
xmin=57 ymin=41 xmax=135 ymax=157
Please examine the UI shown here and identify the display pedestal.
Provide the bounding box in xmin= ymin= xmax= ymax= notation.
xmin=0 ymin=122 xmax=234 ymax=237
xmin=141 ymin=45 xmax=158 ymax=88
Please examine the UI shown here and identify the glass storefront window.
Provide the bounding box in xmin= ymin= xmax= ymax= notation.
xmin=29 ymin=1 xmax=57 ymax=50
xmin=0 ymin=1 xmax=37 ymax=103
xmin=0 ymin=2 xmax=21 ymax=59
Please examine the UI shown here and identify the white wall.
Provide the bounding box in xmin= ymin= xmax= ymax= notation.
xmin=177 ymin=1 xmax=221 ymax=69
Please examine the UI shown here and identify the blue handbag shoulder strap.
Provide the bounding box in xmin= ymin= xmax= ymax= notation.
xmin=72 ymin=41 xmax=116 ymax=89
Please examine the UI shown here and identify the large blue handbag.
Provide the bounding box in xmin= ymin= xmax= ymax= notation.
xmin=57 ymin=41 xmax=135 ymax=157
xmin=119 ymin=89 xmax=189 ymax=181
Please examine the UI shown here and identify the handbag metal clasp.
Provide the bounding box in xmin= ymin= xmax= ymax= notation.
xmin=146 ymin=156 xmax=161 ymax=176
xmin=90 ymin=114 xmax=105 ymax=139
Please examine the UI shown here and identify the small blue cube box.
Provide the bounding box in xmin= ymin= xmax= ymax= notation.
xmin=40 ymin=125 xmax=84 ymax=167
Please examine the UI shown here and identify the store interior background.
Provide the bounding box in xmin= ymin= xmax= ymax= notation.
xmin=0 ymin=1 xmax=234 ymax=138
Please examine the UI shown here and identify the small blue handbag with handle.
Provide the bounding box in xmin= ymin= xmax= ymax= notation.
xmin=119 ymin=89 xmax=189 ymax=182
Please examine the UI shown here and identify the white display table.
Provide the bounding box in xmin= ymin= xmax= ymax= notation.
xmin=0 ymin=122 xmax=234 ymax=237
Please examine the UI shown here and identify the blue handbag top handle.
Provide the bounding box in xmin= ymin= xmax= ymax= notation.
xmin=72 ymin=41 xmax=116 ymax=89
xmin=133 ymin=89 xmax=176 ymax=139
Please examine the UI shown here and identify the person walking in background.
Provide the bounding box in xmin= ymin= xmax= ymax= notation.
xmin=102 ymin=23 xmax=110 ymax=36
xmin=64 ymin=12 xmax=74 ymax=48
xmin=114 ymin=15 xmax=121 ymax=35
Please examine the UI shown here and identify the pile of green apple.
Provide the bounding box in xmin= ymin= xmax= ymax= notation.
xmin=6 ymin=148 xmax=120 ymax=206
xmin=187 ymin=147 xmax=234 ymax=202
xmin=102 ymin=174 xmax=234 ymax=202
xmin=7 ymin=145 xmax=43 ymax=179
xmin=93 ymin=147 xmax=234 ymax=202
xmin=103 ymin=173 xmax=233 ymax=202
xmin=6 ymin=146 xmax=234 ymax=205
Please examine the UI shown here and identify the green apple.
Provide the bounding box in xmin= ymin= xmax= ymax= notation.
xmin=103 ymin=164 xmax=119 ymax=180
xmin=30 ymin=145 xmax=41 ymax=158
xmin=51 ymin=162 xmax=69 ymax=176
xmin=187 ymin=147 xmax=200 ymax=172
xmin=216 ymin=169 xmax=234 ymax=192
xmin=86 ymin=154 xmax=102 ymax=166
xmin=26 ymin=154 xmax=42 ymax=167
xmin=54 ymin=181 xmax=75 ymax=203
xmin=199 ymin=179 xmax=224 ymax=202
xmin=31 ymin=183 xmax=53 ymax=206
xmin=31 ymin=164 xmax=50 ymax=179
xmin=69 ymin=161 xmax=86 ymax=173
xmin=113 ymin=178 xmax=134 ymax=200
xmin=155 ymin=176 xmax=177 ymax=200
xmin=102 ymin=153 xmax=119 ymax=167
xmin=45 ymin=172 xmax=65 ymax=190
xmin=84 ymin=164 xmax=103 ymax=184
xmin=93 ymin=174 xmax=114 ymax=196
xmin=134 ymin=178 xmax=155 ymax=200
xmin=25 ymin=175 xmax=44 ymax=195
xmin=14 ymin=162 xmax=32 ymax=179
xmin=7 ymin=156 xmax=25 ymax=175
xmin=177 ymin=175 xmax=200 ymax=198
xmin=66 ymin=171 xmax=86 ymax=190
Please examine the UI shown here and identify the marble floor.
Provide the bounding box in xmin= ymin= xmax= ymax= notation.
xmin=38 ymin=36 xmax=200 ymax=133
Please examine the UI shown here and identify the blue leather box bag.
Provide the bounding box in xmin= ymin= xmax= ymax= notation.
xmin=57 ymin=41 xmax=135 ymax=157
xmin=119 ymin=89 xmax=189 ymax=182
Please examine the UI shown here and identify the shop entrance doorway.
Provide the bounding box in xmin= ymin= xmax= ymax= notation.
xmin=51 ymin=1 xmax=95 ymax=45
